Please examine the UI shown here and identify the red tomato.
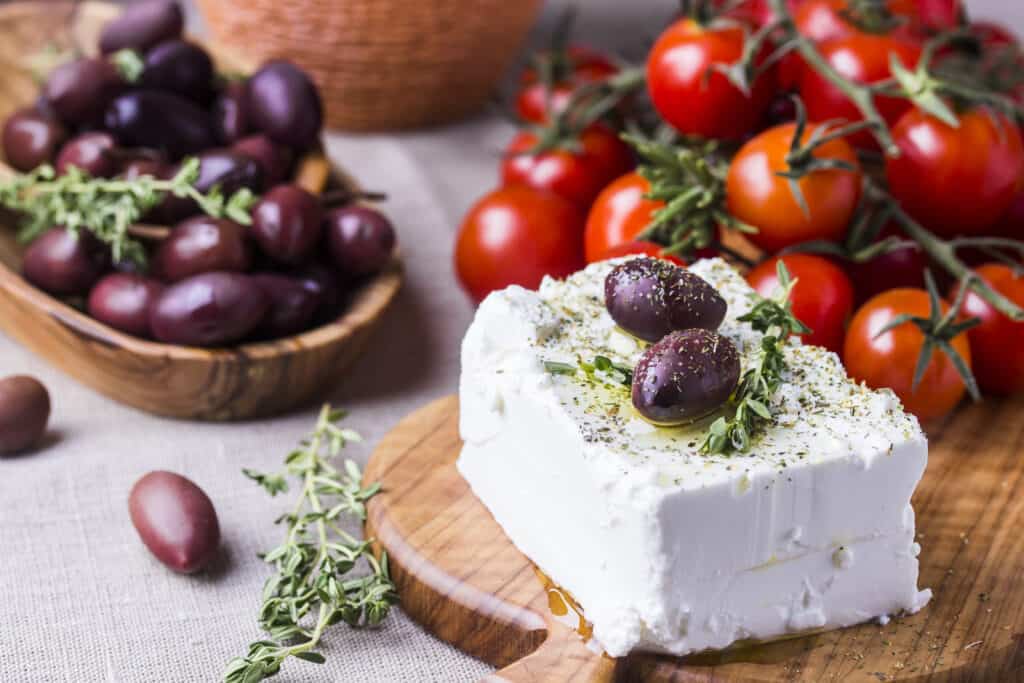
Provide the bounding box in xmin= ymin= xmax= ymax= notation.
xmin=795 ymin=0 xmax=919 ymax=43
xmin=722 ymin=0 xmax=806 ymax=28
xmin=887 ymin=107 xmax=1024 ymax=239
xmin=598 ymin=240 xmax=686 ymax=265
xmin=726 ymin=122 xmax=862 ymax=252
xmin=799 ymin=34 xmax=922 ymax=148
xmin=516 ymin=46 xmax=618 ymax=125
xmin=501 ymin=125 xmax=633 ymax=211
xmin=747 ymin=253 xmax=854 ymax=353
xmin=455 ymin=186 xmax=585 ymax=303
xmin=646 ymin=19 xmax=776 ymax=141
xmin=844 ymin=288 xmax=972 ymax=420
xmin=584 ymin=171 xmax=665 ymax=263
xmin=913 ymin=0 xmax=961 ymax=32
xmin=951 ymin=264 xmax=1024 ymax=395
xmin=844 ymin=223 xmax=927 ymax=305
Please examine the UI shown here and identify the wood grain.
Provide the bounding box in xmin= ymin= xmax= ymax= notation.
xmin=365 ymin=395 xmax=1024 ymax=682
xmin=0 ymin=2 xmax=403 ymax=420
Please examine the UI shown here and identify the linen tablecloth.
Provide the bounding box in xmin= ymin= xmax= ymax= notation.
xmin=0 ymin=1 xmax=1019 ymax=681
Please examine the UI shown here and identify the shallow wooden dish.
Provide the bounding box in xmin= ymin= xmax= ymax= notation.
xmin=366 ymin=396 xmax=1024 ymax=681
xmin=0 ymin=2 xmax=403 ymax=420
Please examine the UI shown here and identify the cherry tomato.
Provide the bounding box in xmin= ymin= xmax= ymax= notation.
xmin=584 ymin=171 xmax=664 ymax=263
xmin=844 ymin=223 xmax=927 ymax=305
xmin=844 ymin=288 xmax=972 ymax=420
xmin=455 ymin=186 xmax=585 ymax=303
xmin=727 ymin=122 xmax=862 ymax=252
xmin=887 ymin=107 xmax=1024 ymax=239
xmin=951 ymin=264 xmax=1024 ymax=395
xmin=501 ymin=125 xmax=633 ymax=211
xmin=598 ymin=240 xmax=686 ymax=266
xmin=795 ymin=0 xmax=919 ymax=43
xmin=799 ymin=34 xmax=922 ymax=148
xmin=647 ymin=19 xmax=776 ymax=141
xmin=747 ymin=254 xmax=854 ymax=353
xmin=516 ymin=46 xmax=618 ymax=125
xmin=913 ymin=0 xmax=961 ymax=33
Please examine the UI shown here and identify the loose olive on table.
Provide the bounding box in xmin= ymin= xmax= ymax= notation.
xmin=43 ymin=57 xmax=125 ymax=127
xmin=87 ymin=273 xmax=165 ymax=338
xmin=251 ymin=184 xmax=323 ymax=264
xmin=128 ymin=470 xmax=220 ymax=574
xmin=22 ymin=228 xmax=110 ymax=296
xmin=0 ymin=375 xmax=50 ymax=456
xmin=604 ymin=257 xmax=727 ymax=343
xmin=55 ymin=132 xmax=118 ymax=178
xmin=140 ymin=40 xmax=215 ymax=104
xmin=1 ymin=108 xmax=67 ymax=172
xmin=631 ymin=328 xmax=741 ymax=426
xmin=153 ymin=216 xmax=253 ymax=282
xmin=99 ymin=0 xmax=184 ymax=54
xmin=325 ymin=205 xmax=396 ymax=278
xmin=149 ymin=272 xmax=269 ymax=347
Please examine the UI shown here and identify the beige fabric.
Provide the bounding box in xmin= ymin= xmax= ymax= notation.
xmin=1 ymin=1 xmax=1019 ymax=681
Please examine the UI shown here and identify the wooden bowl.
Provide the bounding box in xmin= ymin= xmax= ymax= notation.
xmin=0 ymin=1 xmax=403 ymax=420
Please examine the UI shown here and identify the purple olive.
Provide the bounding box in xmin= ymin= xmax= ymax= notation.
xmin=252 ymin=273 xmax=322 ymax=338
xmin=129 ymin=471 xmax=220 ymax=574
xmin=2 ymin=108 xmax=68 ymax=172
xmin=605 ymin=258 xmax=727 ymax=343
xmin=246 ymin=60 xmax=323 ymax=150
xmin=105 ymin=91 xmax=215 ymax=160
xmin=193 ymin=149 xmax=264 ymax=194
xmin=149 ymin=272 xmax=269 ymax=347
xmin=22 ymin=228 xmax=110 ymax=296
xmin=100 ymin=0 xmax=184 ymax=54
xmin=87 ymin=273 xmax=164 ymax=338
xmin=152 ymin=216 xmax=252 ymax=282
xmin=290 ymin=261 xmax=344 ymax=322
xmin=251 ymin=184 xmax=322 ymax=264
xmin=141 ymin=40 xmax=215 ymax=103
xmin=55 ymin=132 xmax=118 ymax=177
xmin=632 ymin=329 xmax=740 ymax=426
xmin=324 ymin=205 xmax=396 ymax=278
xmin=232 ymin=134 xmax=292 ymax=186
xmin=43 ymin=57 xmax=124 ymax=126
xmin=212 ymin=81 xmax=249 ymax=144
xmin=0 ymin=375 xmax=50 ymax=456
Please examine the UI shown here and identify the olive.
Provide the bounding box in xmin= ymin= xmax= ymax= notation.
xmin=2 ymin=108 xmax=68 ymax=171
xmin=152 ymin=216 xmax=252 ymax=282
xmin=290 ymin=261 xmax=344 ymax=322
xmin=251 ymin=185 xmax=322 ymax=264
xmin=232 ymin=135 xmax=292 ymax=186
xmin=324 ymin=205 xmax=396 ymax=278
xmin=0 ymin=375 xmax=50 ymax=455
xmin=100 ymin=0 xmax=183 ymax=54
xmin=246 ymin=60 xmax=323 ymax=150
xmin=149 ymin=272 xmax=269 ymax=347
xmin=43 ymin=57 xmax=124 ymax=126
xmin=55 ymin=132 xmax=118 ymax=178
xmin=22 ymin=228 xmax=110 ymax=296
xmin=193 ymin=149 xmax=264 ymax=195
xmin=212 ymin=81 xmax=249 ymax=144
xmin=128 ymin=470 xmax=220 ymax=574
xmin=604 ymin=257 xmax=727 ymax=343
xmin=252 ymin=273 xmax=322 ymax=338
xmin=120 ymin=158 xmax=169 ymax=180
xmin=141 ymin=40 xmax=215 ymax=104
xmin=87 ymin=273 xmax=164 ymax=338
xmin=632 ymin=329 xmax=741 ymax=426
xmin=105 ymin=91 xmax=215 ymax=160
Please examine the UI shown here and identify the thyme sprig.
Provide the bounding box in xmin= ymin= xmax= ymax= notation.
xmin=545 ymin=354 xmax=634 ymax=388
xmin=0 ymin=159 xmax=257 ymax=265
xmin=224 ymin=405 xmax=397 ymax=683
xmin=701 ymin=262 xmax=810 ymax=454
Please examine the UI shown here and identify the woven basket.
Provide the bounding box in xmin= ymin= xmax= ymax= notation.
xmin=196 ymin=0 xmax=543 ymax=131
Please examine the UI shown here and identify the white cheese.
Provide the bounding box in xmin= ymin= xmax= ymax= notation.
xmin=457 ymin=258 xmax=931 ymax=657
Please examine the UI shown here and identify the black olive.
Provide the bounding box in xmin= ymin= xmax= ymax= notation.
xmin=605 ymin=257 xmax=727 ymax=342
xmin=631 ymin=329 xmax=740 ymax=425
xmin=140 ymin=40 xmax=215 ymax=104
xmin=246 ymin=60 xmax=323 ymax=150
xmin=104 ymin=91 xmax=215 ymax=160
xmin=43 ymin=57 xmax=125 ymax=127
xmin=100 ymin=0 xmax=184 ymax=54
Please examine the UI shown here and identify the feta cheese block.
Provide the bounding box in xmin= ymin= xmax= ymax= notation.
xmin=456 ymin=258 xmax=931 ymax=657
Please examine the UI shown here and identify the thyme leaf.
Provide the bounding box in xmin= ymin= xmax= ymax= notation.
xmin=224 ymin=405 xmax=398 ymax=683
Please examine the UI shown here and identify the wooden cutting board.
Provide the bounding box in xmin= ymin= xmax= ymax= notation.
xmin=364 ymin=395 xmax=1024 ymax=682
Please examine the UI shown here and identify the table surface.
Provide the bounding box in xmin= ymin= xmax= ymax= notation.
xmin=1 ymin=1 xmax=1020 ymax=682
